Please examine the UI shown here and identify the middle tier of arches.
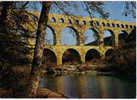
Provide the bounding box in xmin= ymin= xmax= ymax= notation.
xmin=43 ymin=25 xmax=131 ymax=47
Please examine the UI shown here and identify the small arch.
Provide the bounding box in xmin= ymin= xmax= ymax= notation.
xmin=112 ymin=23 xmax=115 ymax=27
xmin=61 ymin=27 xmax=79 ymax=45
xmin=50 ymin=17 xmax=56 ymax=22
xmin=121 ymin=24 xmax=124 ymax=28
xmin=45 ymin=26 xmax=56 ymax=45
xmin=59 ymin=18 xmax=64 ymax=23
xmin=85 ymin=49 xmax=101 ymax=63
xmin=62 ymin=48 xmax=81 ymax=65
xmin=82 ymin=20 xmax=86 ymax=25
xmin=89 ymin=21 xmax=93 ymax=26
xmin=104 ymin=29 xmax=115 ymax=46
xmin=75 ymin=20 xmax=79 ymax=24
xmin=84 ymin=28 xmax=100 ymax=46
xmin=42 ymin=49 xmax=57 ymax=68
xmin=102 ymin=22 xmax=105 ymax=26
xmin=134 ymin=26 xmax=136 ymax=29
xmin=125 ymin=25 xmax=128 ymax=28
xmin=107 ymin=23 xmax=110 ymax=27
xmin=118 ymin=30 xmax=128 ymax=45
xmin=67 ymin=19 xmax=72 ymax=24
xmin=116 ymin=24 xmax=120 ymax=27
xmin=130 ymin=25 xmax=133 ymax=28
xmin=96 ymin=21 xmax=99 ymax=26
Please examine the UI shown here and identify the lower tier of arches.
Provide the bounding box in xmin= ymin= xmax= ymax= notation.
xmin=41 ymin=46 xmax=113 ymax=66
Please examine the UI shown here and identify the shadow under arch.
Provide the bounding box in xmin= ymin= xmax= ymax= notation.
xmin=104 ymin=29 xmax=115 ymax=46
xmin=105 ymin=49 xmax=114 ymax=63
xmin=85 ymin=49 xmax=101 ymax=63
xmin=42 ymin=48 xmax=57 ymax=68
xmin=126 ymin=29 xmax=136 ymax=42
xmin=84 ymin=28 xmax=100 ymax=46
xmin=61 ymin=26 xmax=80 ymax=45
xmin=105 ymin=49 xmax=114 ymax=57
xmin=118 ymin=30 xmax=128 ymax=45
xmin=45 ymin=25 xmax=56 ymax=45
xmin=62 ymin=48 xmax=81 ymax=65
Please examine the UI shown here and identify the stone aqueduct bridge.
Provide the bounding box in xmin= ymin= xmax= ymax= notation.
xmin=29 ymin=12 xmax=136 ymax=66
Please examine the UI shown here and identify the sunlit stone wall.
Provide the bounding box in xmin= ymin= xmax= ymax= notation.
xmin=27 ymin=11 xmax=136 ymax=65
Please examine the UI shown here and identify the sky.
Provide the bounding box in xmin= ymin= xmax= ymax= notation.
xmin=27 ymin=1 xmax=136 ymax=45
xmin=49 ymin=1 xmax=136 ymax=22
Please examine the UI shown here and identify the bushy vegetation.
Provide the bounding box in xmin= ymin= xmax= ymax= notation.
xmin=0 ymin=2 xmax=38 ymax=70
xmin=0 ymin=2 xmax=36 ymax=97
xmin=96 ymin=29 xmax=136 ymax=76
xmin=0 ymin=1 xmax=136 ymax=97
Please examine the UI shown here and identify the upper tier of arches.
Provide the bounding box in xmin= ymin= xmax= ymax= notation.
xmin=48 ymin=15 xmax=136 ymax=29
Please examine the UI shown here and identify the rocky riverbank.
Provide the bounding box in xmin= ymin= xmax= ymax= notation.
xmin=41 ymin=64 xmax=114 ymax=77
xmin=41 ymin=63 xmax=136 ymax=79
xmin=0 ymin=88 xmax=67 ymax=98
xmin=0 ymin=61 xmax=135 ymax=98
xmin=0 ymin=67 xmax=67 ymax=98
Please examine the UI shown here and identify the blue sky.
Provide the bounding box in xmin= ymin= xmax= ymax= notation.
xmin=27 ymin=1 xmax=136 ymax=45
xmin=49 ymin=1 xmax=136 ymax=22
xmin=103 ymin=1 xmax=135 ymax=22
xmin=27 ymin=1 xmax=136 ymax=22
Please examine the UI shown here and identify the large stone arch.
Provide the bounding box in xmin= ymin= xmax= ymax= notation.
xmin=118 ymin=30 xmax=128 ymax=45
xmin=61 ymin=26 xmax=80 ymax=45
xmin=42 ymin=48 xmax=57 ymax=68
xmin=62 ymin=48 xmax=81 ymax=65
xmin=105 ymin=49 xmax=114 ymax=57
xmin=45 ymin=25 xmax=56 ymax=45
xmin=126 ymin=29 xmax=136 ymax=42
xmin=105 ymin=49 xmax=114 ymax=62
xmin=85 ymin=49 xmax=101 ymax=63
xmin=84 ymin=28 xmax=100 ymax=46
xmin=103 ymin=29 xmax=115 ymax=46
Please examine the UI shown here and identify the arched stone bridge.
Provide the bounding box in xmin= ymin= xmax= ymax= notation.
xmin=28 ymin=12 xmax=136 ymax=66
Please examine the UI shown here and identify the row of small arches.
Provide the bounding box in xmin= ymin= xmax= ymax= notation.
xmin=50 ymin=17 xmax=136 ymax=29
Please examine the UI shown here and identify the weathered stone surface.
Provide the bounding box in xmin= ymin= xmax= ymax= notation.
xmin=27 ymin=12 xmax=136 ymax=65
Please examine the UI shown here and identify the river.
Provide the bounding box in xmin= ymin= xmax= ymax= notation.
xmin=39 ymin=73 xmax=136 ymax=98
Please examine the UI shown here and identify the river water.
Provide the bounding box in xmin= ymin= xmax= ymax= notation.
xmin=39 ymin=73 xmax=136 ymax=98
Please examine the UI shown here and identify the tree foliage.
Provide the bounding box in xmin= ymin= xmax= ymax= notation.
xmin=0 ymin=2 xmax=39 ymax=68
xmin=0 ymin=1 xmax=136 ymax=97
xmin=123 ymin=1 xmax=136 ymax=18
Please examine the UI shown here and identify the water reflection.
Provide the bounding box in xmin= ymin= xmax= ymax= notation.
xmin=39 ymin=75 xmax=136 ymax=98
xmin=55 ymin=77 xmax=64 ymax=94
xmin=78 ymin=75 xmax=86 ymax=98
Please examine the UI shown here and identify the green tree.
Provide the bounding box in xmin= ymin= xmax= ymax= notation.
xmin=0 ymin=1 xmax=38 ymax=69
xmin=0 ymin=1 xmax=135 ymax=97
